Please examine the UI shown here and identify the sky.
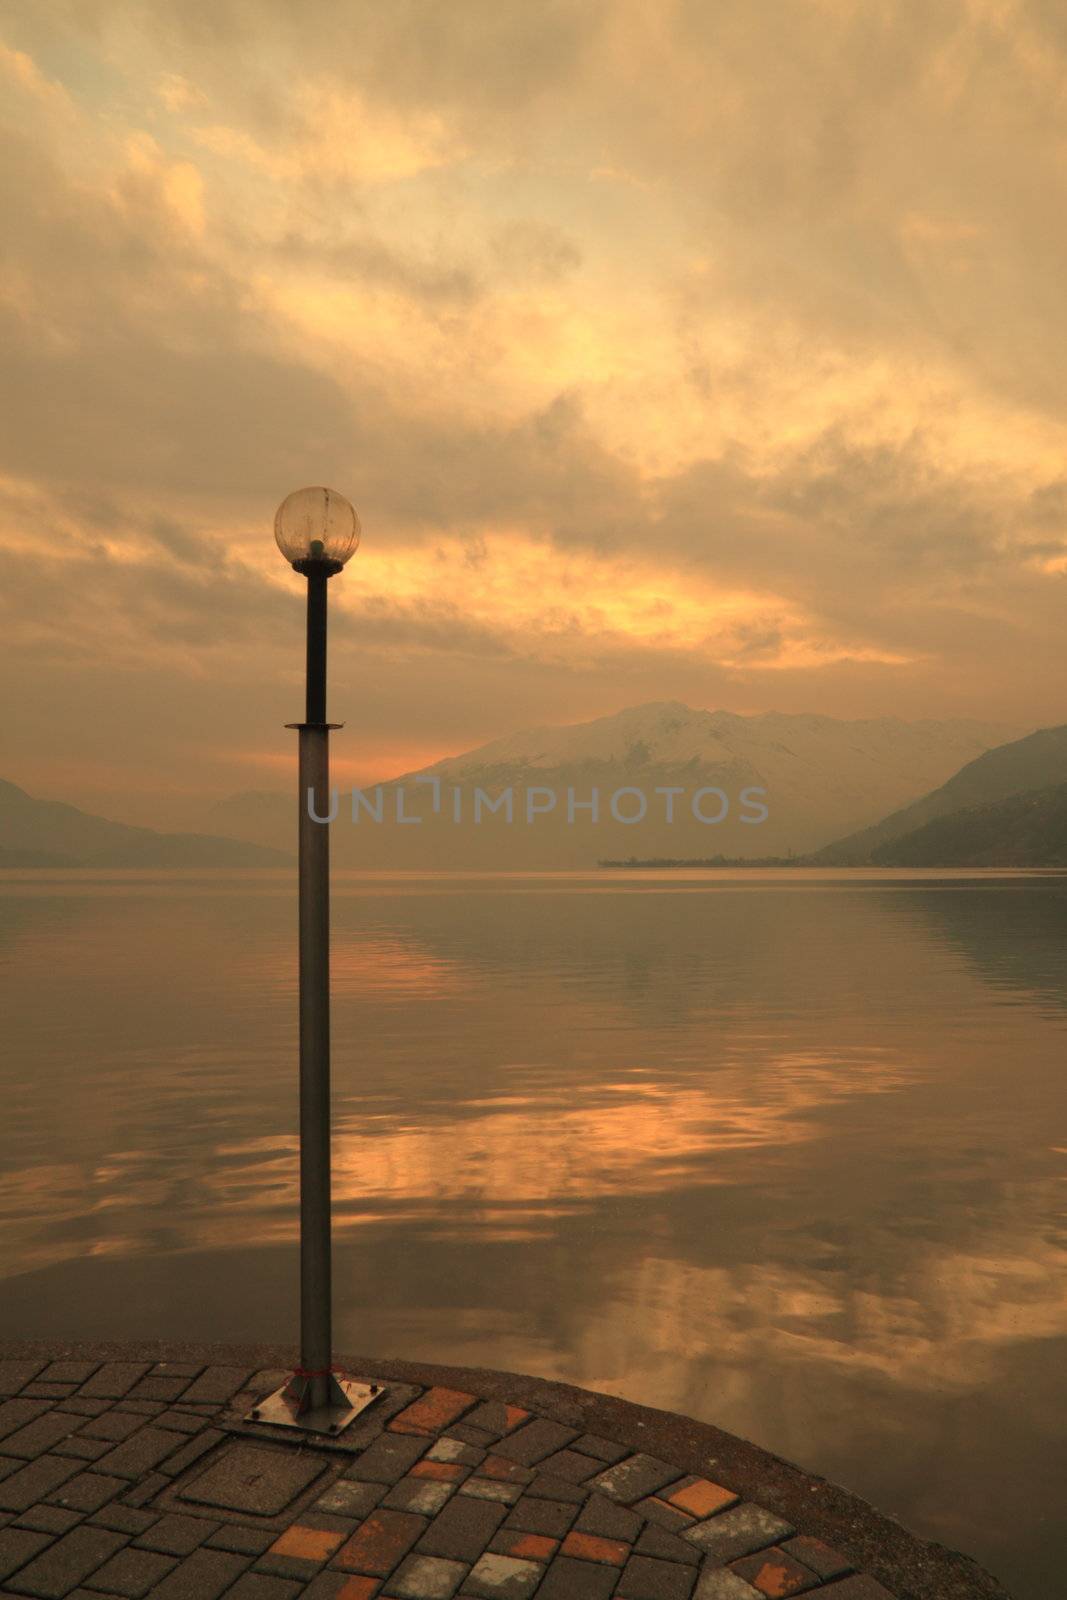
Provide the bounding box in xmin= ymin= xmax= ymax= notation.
xmin=2 ymin=0 xmax=1067 ymax=826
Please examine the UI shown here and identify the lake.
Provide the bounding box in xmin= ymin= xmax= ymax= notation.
xmin=1 ymin=868 xmax=1064 ymax=1597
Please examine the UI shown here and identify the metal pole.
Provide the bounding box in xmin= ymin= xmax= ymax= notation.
xmin=297 ymin=719 xmax=331 ymax=1415
xmin=246 ymin=552 xmax=382 ymax=1435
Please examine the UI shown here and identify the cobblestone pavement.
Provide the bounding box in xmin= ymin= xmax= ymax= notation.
xmin=0 ymin=1355 xmax=900 ymax=1600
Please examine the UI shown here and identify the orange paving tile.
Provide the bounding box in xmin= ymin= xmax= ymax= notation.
xmin=388 ymin=1387 xmax=476 ymax=1434
xmin=560 ymin=1531 xmax=630 ymax=1565
xmin=335 ymin=1578 xmax=380 ymax=1600
xmin=496 ymin=1532 xmax=559 ymax=1561
xmin=409 ymin=1461 xmax=467 ymax=1480
xmin=665 ymin=1477 xmax=738 ymax=1518
xmin=503 ymin=1405 xmax=530 ymax=1431
xmin=746 ymin=1555 xmax=813 ymax=1596
xmin=334 ymin=1510 xmax=425 ymax=1575
xmin=479 ymin=1454 xmax=531 ymax=1481
xmin=268 ymin=1525 xmax=346 ymax=1561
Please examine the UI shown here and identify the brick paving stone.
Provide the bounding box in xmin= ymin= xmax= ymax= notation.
xmin=226 ymin=1577 xmax=303 ymax=1600
xmin=0 ymin=1456 xmax=81 ymax=1512
xmin=304 ymin=1575 xmax=380 ymax=1600
xmin=4 ymin=1524 xmax=126 ymax=1596
xmin=52 ymin=1437 xmax=112 ymax=1463
xmin=806 ymin=1579 xmax=894 ymax=1598
xmin=125 ymin=1378 xmax=192 ymax=1404
xmin=525 ymin=1475 xmax=586 ymax=1504
xmin=205 ymin=1526 xmax=277 ymax=1556
xmin=61 ymin=1401 xmax=112 ymax=1419
xmin=384 ymin=1553 xmax=467 ymax=1598
xmin=347 ymin=1437 xmax=431 ymax=1486
xmin=487 ymin=1421 xmax=578 ymax=1468
xmin=148 ymin=1366 xmax=203 ymax=1380
xmin=179 ymin=1444 xmax=328 ymax=1517
xmin=425 ymin=1442 xmax=484 ymax=1468
xmin=84 ymin=1547 xmax=178 ymax=1597
xmin=138 ymin=1546 xmax=251 ymax=1599
xmin=571 ymin=1436 xmax=629 ymax=1465
xmin=456 ymin=1405 xmax=529 ymax=1441
xmin=486 ymin=1532 xmax=557 ymax=1562
xmin=382 ymin=1481 xmax=455 ymax=1517
xmin=409 ymin=1465 xmax=467 ymax=1484
xmin=78 ymin=1414 xmax=144 ymax=1444
xmin=413 ymin=1496 xmax=506 ymax=1564
xmin=267 ymin=1526 xmax=348 ymax=1563
xmin=0 ymin=1528 xmax=53 ymax=1582
xmin=389 ymin=1391 xmax=476 ymax=1437
xmin=40 ymin=1365 xmax=100 ymax=1386
xmin=13 ymin=1507 xmax=82 ymax=1536
xmin=111 ymin=1402 xmax=166 ymax=1418
xmin=663 ymin=1481 xmax=738 ymax=1521
xmin=533 ymin=1553 xmax=619 ymax=1600
xmin=574 ymin=1495 xmax=642 ymax=1543
xmin=535 ymin=1451 xmax=602 ymax=1485
xmin=474 ymin=1459 xmax=532 ymax=1487
xmin=693 ymin=1575 xmax=763 ymax=1600
xmin=2 ymin=1415 xmax=83 ymax=1460
xmin=440 ymin=1426 xmax=497 ymax=1449
xmin=47 ymin=1472 xmax=127 ymax=1514
xmin=589 ymin=1455 xmax=678 ymax=1505
xmin=462 ymin=1551 xmax=542 ymax=1599
xmin=0 ymin=1364 xmax=46 ymax=1397
xmin=316 ymin=1481 xmax=388 ymax=1519
xmin=778 ymin=1537 xmax=852 ymax=1581
xmin=87 ymin=1508 xmax=158 ymax=1536
xmin=155 ymin=1427 xmax=223 ymax=1477
xmin=179 ymin=1366 xmax=251 ymax=1405
xmin=635 ymin=1499 xmax=696 ymax=1535
xmin=335 ymin=1510 xmax=428 ymax=1575
xmin=77 ymin=1366 xmax=151 ymax=1401
xmin=173 ymin=1403 xmax=219 ymax=1415
xmin=92 ymin=1429 xmax=181 ymax=1481
xmin=0 ymin=1403 xmax=51 ymax=1443
xmin=560 ymin=1531 xmax=630 ymax=1565
xmin=132 ymin=1513 xmax=219 ymax=1556
xmin=153 ymin=1413 xmax=204 ymax=1436
xmin=635 ymin=1525 xmax=700 ymax=1567
xmin=501 ymin=1498 xmax=578 ymax=1540
xmin=120 ymin=1471 xmax=169 ymax=1509
xmin=728 ymin=1548 xmax=819 ymax=1596
xmin=616 ymin=1553 xmax=698 ymax=1600
xmin=455 ymin=1482 xmax=520 ymax=1506
xmin=20 ymin=1385 xmax=78 ymax=1401
xmin=683 ymin=1506 xmax=794 ymax=1564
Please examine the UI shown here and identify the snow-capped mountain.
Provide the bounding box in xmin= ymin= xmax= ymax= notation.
xmin=205 ymin=702 xmax=1023 ymax=866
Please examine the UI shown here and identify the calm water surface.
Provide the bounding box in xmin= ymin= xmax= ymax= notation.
xmin=1 ymin=869 xmax=1065 ymax=1597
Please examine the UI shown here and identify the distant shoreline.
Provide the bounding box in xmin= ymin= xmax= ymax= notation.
xmin=598 ymin=855 xmax=811 ymax=868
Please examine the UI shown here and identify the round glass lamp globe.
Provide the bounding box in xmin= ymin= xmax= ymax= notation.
xmin=274 ymin=486 xmax=361 ymax=567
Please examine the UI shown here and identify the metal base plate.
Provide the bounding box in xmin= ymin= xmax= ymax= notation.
xmin=246 ymin=1377 xmax=383 ymax=1437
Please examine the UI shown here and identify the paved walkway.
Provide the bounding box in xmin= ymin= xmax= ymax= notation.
xmin=0 ymin=1343 xmax=1011 ymax=1600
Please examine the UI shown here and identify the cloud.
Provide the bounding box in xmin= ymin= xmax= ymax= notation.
xmin=2 ymin=0 xmax=1067 ymax=816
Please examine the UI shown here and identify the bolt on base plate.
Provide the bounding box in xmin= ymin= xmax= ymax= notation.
xmin=244 ymin=1373 xmax=383 ymax=1436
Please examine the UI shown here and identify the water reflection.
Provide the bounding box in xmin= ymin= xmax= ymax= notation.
xmin=0 ymin=871 xmax=1065 ymax=1597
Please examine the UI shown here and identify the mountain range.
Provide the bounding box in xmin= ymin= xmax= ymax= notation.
xmin=11 ymin=705 xmax=1067 ymax=871
xmin=815 ymin=724 xmax=1067 ymax=864
xmin=0 ymin=779 xmax=292 ymax=868
xmin=201 ymin=702 xmax=1021 ymax=868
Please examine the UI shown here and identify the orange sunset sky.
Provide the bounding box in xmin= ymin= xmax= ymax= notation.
xmin=2 ymin=0 xmax=1067 ymax=827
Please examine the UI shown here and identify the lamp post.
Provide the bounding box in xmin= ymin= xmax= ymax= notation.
xmin=246 ymin=486 xmax=382 ymax=1437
